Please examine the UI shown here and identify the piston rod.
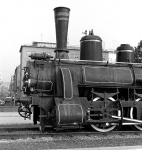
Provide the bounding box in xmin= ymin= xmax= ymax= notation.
xmin=112 ymin=115 xmax=142 ymax=124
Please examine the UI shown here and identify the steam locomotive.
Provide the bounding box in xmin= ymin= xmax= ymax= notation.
xmin=21 ymin=7 xmax=142 ymax=132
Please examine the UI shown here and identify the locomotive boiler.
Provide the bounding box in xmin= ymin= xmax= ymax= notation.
xmin=22 ymin=7 xmax=142 ymax=132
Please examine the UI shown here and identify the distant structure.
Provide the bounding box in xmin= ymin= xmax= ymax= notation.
xmin=21 ymin=41 xmax=116 ymax=65
xmin=102 ymin=40 xmax=118 ymax=63
xmin=23 ymin=41 xmax=80 ymax=60
xmin=103 ymin=48 xmax=116 ymax=63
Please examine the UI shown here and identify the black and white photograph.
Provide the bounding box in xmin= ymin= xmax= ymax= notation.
xmin=0 ymin=0 xmax=142 ymax=149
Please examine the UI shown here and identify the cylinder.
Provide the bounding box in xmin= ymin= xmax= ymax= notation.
xmin=116 ymin=44 xmax=134 ymax=62
xmin=80 ymin=35 xmax=102 ymax=61
xmin=54 ymin=7 xmax=70 ymax=59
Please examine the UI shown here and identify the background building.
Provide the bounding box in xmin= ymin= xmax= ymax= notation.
xmin=103 ymin=49 xmax=116 ymax=63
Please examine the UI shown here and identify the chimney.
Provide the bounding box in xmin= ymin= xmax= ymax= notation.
xmin=54 ymin=7 xmax=70 ymax=59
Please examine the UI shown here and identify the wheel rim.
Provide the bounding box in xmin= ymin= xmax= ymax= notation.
xmin=130 ymin=98 xmax=142 ymax=130
xmin=91 ymin=97 xmax=121 ymax=132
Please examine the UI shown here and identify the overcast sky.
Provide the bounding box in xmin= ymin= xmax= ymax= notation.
xmin=0 ymin=0 xmax=142 ymax=82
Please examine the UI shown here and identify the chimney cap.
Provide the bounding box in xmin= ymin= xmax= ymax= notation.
xmin=54 ymin=7 xmax=70 ymax=12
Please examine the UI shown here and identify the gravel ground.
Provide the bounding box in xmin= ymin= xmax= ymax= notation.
xmin=0 ymin=133 xmax=142 ymax=150
xmin=1 ymin=112 xmax=142 ymax=149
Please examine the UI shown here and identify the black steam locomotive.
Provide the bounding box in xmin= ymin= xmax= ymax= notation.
xmin=22 ymin=7 xmax=142 ymax=132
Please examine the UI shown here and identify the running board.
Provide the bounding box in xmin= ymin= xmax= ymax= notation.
xmin=112 ymin=115 xmax=142 ymax=125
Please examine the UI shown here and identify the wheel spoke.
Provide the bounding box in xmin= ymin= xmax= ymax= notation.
xmin=90 ymin=97 xmax=120 ymax=132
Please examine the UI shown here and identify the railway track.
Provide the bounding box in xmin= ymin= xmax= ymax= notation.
xmin=0 ymin=124 xmax=142 ymax=140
